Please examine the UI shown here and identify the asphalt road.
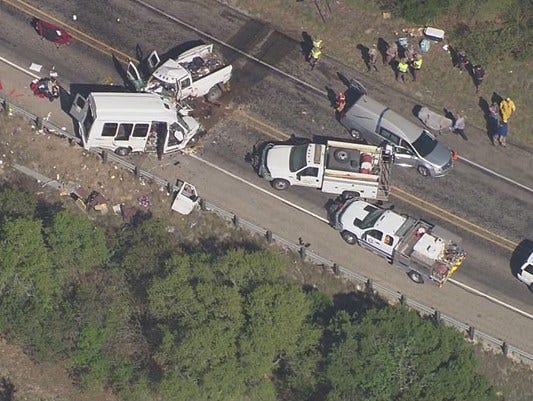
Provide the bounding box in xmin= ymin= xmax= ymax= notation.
xmin=1 ymin=0 xmax=532 ymax=349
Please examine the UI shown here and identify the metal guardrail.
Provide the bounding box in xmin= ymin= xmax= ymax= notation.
xmin=1 ymin=96 xmax=532 ymax=365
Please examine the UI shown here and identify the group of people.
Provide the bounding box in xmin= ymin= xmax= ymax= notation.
xmin=366 ymin=42 xmax=423 ymax=83
xmin=306 ymin=35 xmax=517 ymax=147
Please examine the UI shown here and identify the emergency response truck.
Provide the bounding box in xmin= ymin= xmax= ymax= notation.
xmin=256 ymin=140 xmax=392 ymax=201
xmin=329 ymin=198 xmax=466 ymax=286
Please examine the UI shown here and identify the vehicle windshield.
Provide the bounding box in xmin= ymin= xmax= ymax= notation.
xmin=354 ymin=207 xmax=385 ymax=230
xmin=289 ymin=145 xmax=309 ymax=172
xmin=411 ymin=131 xmax=438 ymax=157
xmin=175 ymin=114 xmax=190 ymax=131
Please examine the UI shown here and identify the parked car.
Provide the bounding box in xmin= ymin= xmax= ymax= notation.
xmin=338 ymin=80 xmax=455 ymax=177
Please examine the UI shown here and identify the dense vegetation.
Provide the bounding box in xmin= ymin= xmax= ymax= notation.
xmin=377 ymin=0 xmax=532 ymax=63
xmin=0 ymin=186 xmax=498 ymax=400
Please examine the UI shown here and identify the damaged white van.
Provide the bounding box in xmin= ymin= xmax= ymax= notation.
xmin=70 ymin=92 xmax=200 ymax=156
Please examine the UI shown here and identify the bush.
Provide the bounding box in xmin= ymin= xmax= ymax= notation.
xmin=379 ymin=0 xmax=450 ymax=24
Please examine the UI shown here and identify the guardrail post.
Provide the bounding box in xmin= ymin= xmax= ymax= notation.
xmin=134 ymin=166 xmax=140 ymax=177
xmin=199 ymin=198 xmax=206 ymax=211
xmin=399 ymin=294 xmax=406 ymax=305
xmin=167 ymin=181 xmax=173 ymax=194
xmin=365 ymin=279 xmax=373 ymax=294
xmin=35 ymin=117 xmax=43 ymax=131
xmin=502 ymin=342 xmax=509 ymax=357
xmin=265 ymin=230 xmax=273 ymax=244
xmin=232 ymin=214 xmax=239 ymax=227
xmin=468 ymin=326 xmax=475 ymax=341
xmin=333 ymin=263 xmax=340 ymax=276
xmin=433 ymin=310 xmax=441 ymax=324
xmin=101 ymin=150 xmax=108 ymax=164
xmin=299 ymin=246 xmax=306 ymax=260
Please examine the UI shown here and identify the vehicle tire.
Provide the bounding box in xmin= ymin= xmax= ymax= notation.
xmin=342 ymin=191 xmax=360 ymax=200
xmin=271 ymin=179 xmax=290 ymax=190
xmin=350 ymin=129 xmax=362 ymax=140
xmin=341 ymin=230 xmax=358 ymax=245
xmin=334 ymin=149 xmax=350 ymax=162
xmin=206 ymin=85 xmax=222 ymax=102
xmin=417 ymin=165 xmax=430 ymax=177
xmin=408 ymin=270 xmax=424 ymax=284
xmin=114 ymin=147 xmax=132 ymax=156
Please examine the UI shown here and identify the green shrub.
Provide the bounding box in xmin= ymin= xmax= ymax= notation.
xmin=378 ymin=0 xmax=450 ymax=24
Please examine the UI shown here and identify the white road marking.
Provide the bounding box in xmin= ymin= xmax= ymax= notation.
xmin=457 ymin=156 xmax=533 ymax=194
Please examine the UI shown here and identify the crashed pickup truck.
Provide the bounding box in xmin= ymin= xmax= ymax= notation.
xmin=127 ymin=43 xmax=232 ymax=102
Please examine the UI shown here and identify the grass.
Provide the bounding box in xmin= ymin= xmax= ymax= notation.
xmin=229 ymin=0 xmax=532 ymax=149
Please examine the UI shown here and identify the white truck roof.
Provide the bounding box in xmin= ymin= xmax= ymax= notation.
xmin=374 ymin=210 xmax=407 ymax=234
xmin=90 ymin=93 xmax=177 ymax=121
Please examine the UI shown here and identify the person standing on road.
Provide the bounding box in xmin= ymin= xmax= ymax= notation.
xmin=500 ymin=97 xmax=516 ymax=123
xmin=396 ymin=58 xmax=409 ymax=83
xmin=410 ymin=53 xmax=423 ymax=81
xmin=472 ymin=64 xmax=485 ymax=93
xmin=494 ymin=122 xmax=508 ymax=147
xmin=367 ymin=44 xmax=379 ymax=72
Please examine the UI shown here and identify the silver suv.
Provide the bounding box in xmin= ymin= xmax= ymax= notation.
xmin=339 ymin=82 xmax=454 ymax=177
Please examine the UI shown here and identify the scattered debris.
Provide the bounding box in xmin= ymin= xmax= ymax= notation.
xmin=138 ymin=195 xmax=152 ymax=208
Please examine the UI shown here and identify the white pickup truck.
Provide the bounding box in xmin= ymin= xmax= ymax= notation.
xmin=126 ymin=44 xmax=232 ymax=102
xmin=329 ymin=198 xmax=466 ymax=286
xmin=256 ymin=140 xmax=392 ymax=201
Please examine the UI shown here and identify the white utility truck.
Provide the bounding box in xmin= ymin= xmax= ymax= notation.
xmin=70 ymin=92 xmax=200 ymax=156
xmin=126 ymin=44 xmax=232 ymax=102
xmin=256 ymin=140 xmax=392 ymax=201
xmin=329 ymin=198 xmax=466 ymax=286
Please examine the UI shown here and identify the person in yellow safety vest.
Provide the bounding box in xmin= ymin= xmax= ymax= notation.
xmin=499 ymin=97 xmax=516 ymax=123
xmin=396 ymin=58 xmax=409 ymax=83
xmin=411 ymin=53 xmax=423 ymax=81
xmin=313 ymin=38 xmax=323 ymax=50
xmin=309 ymin=45 xmax=322 ymax=70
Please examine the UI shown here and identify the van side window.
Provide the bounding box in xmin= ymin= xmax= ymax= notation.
xmin=181 ymin=78 xmax=191 ymax=89
xmin=116 ymin=123 xmax=134 ymax=140
xmin=379 ymin=128 xmax=400 ymax=145
xmin=101 ymin=123 xmax=118 ymax=137
xmin=132 ymin=123 xmax=149 ymax=138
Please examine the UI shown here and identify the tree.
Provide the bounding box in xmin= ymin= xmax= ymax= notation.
xmin=325 ymin=307 xmax=497 ymax=401
xmin=0 ymin=187 xmax=37 ymax=221
xmin=46 ymin=211 xmax=109 ymax=271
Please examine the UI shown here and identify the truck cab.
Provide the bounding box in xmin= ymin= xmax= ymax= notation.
xmin=259 ymin=142 xmax=325 ymax=190
xmin=331 ymin=200 xmax=409 ymax=259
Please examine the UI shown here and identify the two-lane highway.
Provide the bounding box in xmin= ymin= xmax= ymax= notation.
xmin=1 ymin=0 xmax=531 ymax=330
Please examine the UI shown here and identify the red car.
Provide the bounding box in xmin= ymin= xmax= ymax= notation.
xmin=31 ymin=17 xmax=73 ymax=46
